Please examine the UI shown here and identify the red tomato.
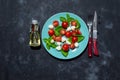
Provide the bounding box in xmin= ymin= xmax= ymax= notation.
xmin=55 ymin=36 xmax=61 ymax=42
xmin=72 ymin=36 xmax=78 ymax=43
xmin=48 ymin=29 xmax=54 ymax=36
xmin=60 ymin=29 xmax=66 ymax=35
xmin=52 ymin=35 xmax=56 ymax=40
xmin=62 ymin=21 xmax=69 ymax=29
xmin=75 ymin=29 xmax=82 ymax=35
xmin=71 ymin=21 xmax=77 ymax=26
xmin=71 ymin=30 xmax=77 ymax=36
xmin=53 ymin=20 xmax=59 ymax=27
xmin=62 ymin=44 xmax=69 ymax=51
xmin=70 ymin=43 xmax=75 ymax=49
xmin=65 ymin=31 xmax=71 ymax=38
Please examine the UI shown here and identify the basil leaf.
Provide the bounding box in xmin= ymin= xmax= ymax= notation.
xmin=60 ymin=17 xmax=66 ymax=22
xmin=78 ymin=36 xmax=84 ymax=42
xmin=51 ymin=43 xmax=57 ymax=48
xmin=55 ymin=26 xmax=62 ymax=36
xmin=75 ymin=19 xmax=81 ymax=29
xmin=68 ymin=37 xmax=72 ymax=43
xmin=55 ymin=31 xmax=60 ymax=36
xmin=66 ymin=14 xmax=70 ymax=19
xmin=46 ymin=44 xmax=50 ymax=50
xmin=61 ymin=50 xmax=68 ymax=57
xmin=55 ymin=26 xmax=62 ymax=31
xmin=43 ymin=38 xmax=48 ymax=43
xmin=68 ymin=17 xmax=74 ymax=23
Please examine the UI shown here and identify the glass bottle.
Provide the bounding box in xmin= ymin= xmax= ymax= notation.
xmin=29 ymin=20 xmax=40 ymax=48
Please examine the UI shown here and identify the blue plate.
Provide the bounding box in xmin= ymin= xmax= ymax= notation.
xmin=41 ymin=12 xmax=89 ymax=60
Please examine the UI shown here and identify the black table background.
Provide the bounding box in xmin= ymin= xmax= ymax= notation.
xmin=0 ymin=0 xmax=120 ymax=80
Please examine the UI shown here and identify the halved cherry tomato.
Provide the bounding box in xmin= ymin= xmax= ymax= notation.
xmin=48 ymin=29 xmax=54 ymax=36
xmin=52 ymin=35 xmax=56 ymax=40
xmin=71 ymin=30 xmax=77 ymax=36
xmin=62 ymin=21 xmax=69 ymax=29
xmin=53 ymin=20 xmax=59 ymax=27
xmin=65 ymin=31 xmax=71 ymax=38
xmin=62 ymin=44 xmax=69 ymax=51
xmin=71 ymin=21 xmax=77 ymax=26
xmin=72 ymin=36 xmax=78 ymax=43
xmin=75 ymin=29 xmax=82 ymax=35
xmin=55 ymin=36 xmax=61 ymax=42
xmin=70 ymin=43 xmax=75 ymax=49
xmin=60 ymin=29 xmax=66 ymax=35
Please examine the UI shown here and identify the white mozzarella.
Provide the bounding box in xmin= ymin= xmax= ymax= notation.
xmin=74 ymin=42 xmax=79 ymax=47
xmin=71 ymin=26 xmax=76 ymax=30
xmin=51 ymin=39 xmax=54 ymax=43
xmin=61 ymin=37 xmax=67 ymax=42
xmin=56 ymin=46 xmax=61 ymax=50
xmin=48 ymin=24 xmax=54 ymax=29
xmin=56 ymin=42 xmax=61 ymax=46
xmin=66 ymin=27 xmax=72 ymax=31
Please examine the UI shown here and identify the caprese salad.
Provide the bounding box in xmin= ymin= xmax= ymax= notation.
xmin=43 ymin=14 xmax=84 ymax=57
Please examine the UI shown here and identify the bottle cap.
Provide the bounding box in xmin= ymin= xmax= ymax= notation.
xmin=32 ymin=20 xmax=38 ymax=24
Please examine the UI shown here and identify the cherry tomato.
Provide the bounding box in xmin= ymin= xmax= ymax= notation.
xmin=72 ymin=36 xmax=78 ymax=43
xmin=52 ymin=35 xmax=56 ymax=40
xmin=60 ymin=29 xmax=66 ymax=35
xmin=65 ymin=31 xmax=71 ymax=38
xmin=71 ymin=30 xmax=77 ymax=36
xmin=70 ymin=43 xmax=75 ymax=49
xmin=55 ymin=36 xmax=61 ymax=42
xmin=71 ymin=21 xmax=77 ymax=26
xmin=53 ymin=20 xmax=59 ymax=27
xmin=75 ymin=29 xmax=82 ymax=35
xmin=62 ymin=44 xmax=69 ymax=51
xmin=62 ymin=21 xmax=69 ymax=29
xmin=48 ymin=29 xmax=54 ymax=36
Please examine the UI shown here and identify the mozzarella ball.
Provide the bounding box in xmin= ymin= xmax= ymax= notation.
xmin=56 ymin=42 xmax=61 ymax=46
xmin=61 ymin=37 xmax=67 ymax=42
xmin=74 ymin=42 xmax=79 ymax=47
xmin=56 ymin=46 xmax=61 ymax=50
xmin=48 ymin=24 xmax=54 ymax=29
xmin=71 ymin=26 xmax=76 ymax=30
xmin=66 ymin=27 xmax=72 ymax=31
xmin=51 ymin=39 xmax=54 ymax=43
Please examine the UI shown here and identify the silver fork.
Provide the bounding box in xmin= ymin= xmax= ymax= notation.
xmin=87 ymin=15 xmax=93 ymax=58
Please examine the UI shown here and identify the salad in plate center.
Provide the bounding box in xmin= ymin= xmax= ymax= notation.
xmin=43 ymin=14 xmax=84 ymax=57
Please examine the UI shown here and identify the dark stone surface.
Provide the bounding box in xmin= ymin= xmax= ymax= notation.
xmin=0 ymin=0 xmax=120 ymax=80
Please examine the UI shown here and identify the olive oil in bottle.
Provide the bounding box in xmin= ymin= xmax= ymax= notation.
xmin=29 ymin=20 xmax=40 ymax=49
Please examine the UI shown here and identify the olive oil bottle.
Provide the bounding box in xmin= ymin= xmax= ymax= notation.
xmin=29 ymin=20 xmax=40 ymax=49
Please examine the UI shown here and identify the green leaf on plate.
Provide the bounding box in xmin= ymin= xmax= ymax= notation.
xmin=60 ymin=17 xmax=66 ymax=22
xmin=78 ymin=36 xmax=84 ymax=42
xmin=55 ymin=26 xmax=62 ymax=36
xmin=68 ymin=37 xmax=72 ymax=43
xmin=61 ymin=50 xmax=68 ymax=57
xmin=46 ymin=44 xmax=50 ymax=50
xmin=66 ymin=14 xmax=70 ymax=19
xmin=75 ymin=19 xmax=81 ymax=29
xmin=51 ymin=43 xmax=57 ymax=48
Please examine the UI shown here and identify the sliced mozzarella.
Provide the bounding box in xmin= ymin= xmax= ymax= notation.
xmin=61 ymin=37 xmax=67 ymax=42
xmin=48 ymin=24 xmax=54 ymax=29
xmin=74 ymin=42 xmax=79 ymax=47
xmin=56 ymin=42 xmax=61 ymax=46
xmin=66 ymin=27 xmax=72 ymax=31
xmin=66 ymin=40 xmax=71 ymax=44
xmin=71 ymin=26 xmax=76 ymax=30
xmin=56 ymin=46 xmax=61 ymax=50
xmin=51 ymin=39 xmax=54 ymax=43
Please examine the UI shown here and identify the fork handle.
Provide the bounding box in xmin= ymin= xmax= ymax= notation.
xmin=88 ymin=37 xmax=92 ymax=58
xmin=93 ymin=38 xmax=99 ymax=56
